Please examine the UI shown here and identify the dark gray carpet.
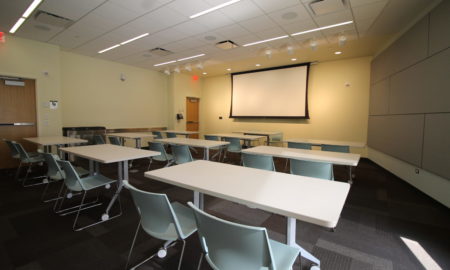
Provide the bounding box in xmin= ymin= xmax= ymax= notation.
xmin=1 ymin=149 xmax=449 ymax=270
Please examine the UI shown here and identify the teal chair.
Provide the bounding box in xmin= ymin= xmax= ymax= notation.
xmin=124 ymin=181 xmax=197 ymax=270
xmin=242 ymin=153 xmax=275 ymax=171
xmin=42 ymin=153 xmax=88 ymax=202
xmin=147 ymin=142 xmax=174 ymax=170
xmin=152 ymin=131 xmax=163 ymax=139
xmin=171 ymin=145 xmax=194 ymax=164
xmin=288 ymin=142 xmax=312 ymax=150
xmin=223 ymin=137 xmax=242 ymax=164
xmin=268 ymin=134 xmax=284 ymax=147
xmin=290 ymin=159 xmax=334 ymax=180
xmin=321 ymin=144 xmax=349 ymax=153
xmin=93 ymin=135 xmax=106 ymax=144
xmin=13 ymin=142 xmax=46 ymax=187
xmin=188 ymin=202 xmax=300 ymax=270
xmin=109 ymin=136 xmax=122 ymax=145
xmin=166 ymin=132 xmax=177 ymax=138
xmin=3 ymin=139 xmax=40 ymax=181
xmin=56 ymin=160 xmax=120 ymax=231
xmin=204 ymin=135 xmax=224 ymax=161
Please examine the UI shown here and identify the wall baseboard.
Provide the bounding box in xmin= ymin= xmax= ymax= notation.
xmin=368 ymin=148 xmax=450 ymax=208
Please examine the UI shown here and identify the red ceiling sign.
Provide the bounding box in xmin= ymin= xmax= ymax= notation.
xmin=0 ymin=32 xmax=5 ymax=43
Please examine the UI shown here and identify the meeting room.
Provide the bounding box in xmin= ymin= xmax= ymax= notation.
xmin=0 ymin=0 xmax=449 ymax=269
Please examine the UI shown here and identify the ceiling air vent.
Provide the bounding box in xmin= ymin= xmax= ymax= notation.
xmin=149 ymin=47 xmax=173 ymax=56
xmin=34 ymin=10 xmax=73 ymax=28
xmin=309 ymin=0 xmax=347 ymax=16
xmin=215 ymin=40 xmax=238 ymax=50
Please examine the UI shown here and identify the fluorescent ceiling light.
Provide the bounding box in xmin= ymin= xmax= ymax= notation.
xmin=22 ymin=0 xmax=42 ymax=18
xmin=98 ymin=44 xmax=120 ymax=54
xmin=291 ymin=21 xmax=353 ymax=36
xmin=243 ymin=35 xmax=289 ymax=47
xmin=154 ymin=60 xmax=177 ymax=67
xmin=120 ymin=33 xmax=148 ymax=45
xmin=190 ymin=0 xmax=241 ymax=19
xmin=177 ymin=54 xmax=205 ymax=62
xmin=9 ymin=18 xmax=26 ymax=34
xmin=334 ymin=51 xmax=342 ymax=55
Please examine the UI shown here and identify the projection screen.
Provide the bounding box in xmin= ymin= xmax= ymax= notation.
xmin=230 ymin=63 xmax=310 ymax=118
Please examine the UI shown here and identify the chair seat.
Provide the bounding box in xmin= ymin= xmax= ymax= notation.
xmin=49 ymin=165 xmax=89 ymax=181
xmin=79 ymin=174 xmax=116 ymax=190
xmin=269 ymin=239 xmax=301 ymax=270
xmin=24 ymin=155 xmax=45 ymax=163
xmin=153 ymin=153 xmax=174 ymax=162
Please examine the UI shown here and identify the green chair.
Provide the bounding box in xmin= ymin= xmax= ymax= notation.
xmin=321 ymin=144 xmax=349 ymax=153
xmin=166 ymin=132 xmax=177 ymax=138
xmin=204 ymin=135 xmax=224 ymax=161
xmin=13 ymin=142 xmax=46 ymax=187
xmin=188 ymin=202 xmax=300 ymax=270
xmin=124 ymin=181 xmax=197 ymax=270
xmin=171 ymin=144 xmax=194 ymax=164
xmin=109 ymin=136 xmax=122 ymax=145
xmin=147 ymin=142 xmax=174 ymax=170
xmin=3 ymin=139 xmax=40 ymax=181
xmin=242 ymin=153 xmax=275 ymax=171
xmin=290 ymin=159 xmax=334 ymax=180
xmin=152 ymin=131 xmax=163 ymax=139
xmin=93 ymin=134 xmax=106 ymax=144
xmin=288 ymin=142 xmax=312 ymax=150
xmin=56 ymin=160 xmax=121 ymax=231
xmin=223 ymin=137 xmax=242 ymax=164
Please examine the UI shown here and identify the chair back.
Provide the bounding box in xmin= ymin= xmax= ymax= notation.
xmin=109 ymin=136 xmax=121 ymax=145
xmin=152 ymin=131 xmax=163 ymax=139
xmin=166 ymin=132 xmax=177 ymax=138
xmin=204 ymin=135 xmax=219 ymax=141
xmin=13 ymin=142 xmax=31 ymax=161
xmin=57 ymin=160 xmax=84 ymax=191
xmin=148 ymin=142 xmax=169 ymax=161
xmin=43 ymin=153 xmax=64 ymax=180
xmin=124 ymin=180 xmax=185 ymax=240
xmin=287 ymin=142 xmax=312 ymax=150
xmin=4 ymin=139 xmax=20 ymax=158
xmin=171 ymin=145 xmax=193 ymax=164
xmin=322 ymin=144 xmax=350 ymax=153
xmin=242 ymin=153 xmax=275 ymax=171
xmin=290 ymin=159 xmax=334 ymax=180
xmin=223 ymin=137 xmax=241 ymax=152
xmin=188 ymin=202 xmax=275 ymax=270
xmin=93 ymin=135 xmax=105 ymax=145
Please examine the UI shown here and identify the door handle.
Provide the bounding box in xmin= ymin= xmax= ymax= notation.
xmin=186 ymin=121 xmax=199 ymax=124
xmin=0 ymin=122 xmax=35 ymax=126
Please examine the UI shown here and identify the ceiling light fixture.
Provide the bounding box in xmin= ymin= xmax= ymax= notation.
xmin=334 ymin=51 xmax=342 ymax=55
xmin=164 ymin=69 xmax=171 ymax=75
xmin=338 ymin=35 xmax=347 ymax=47
xmin=174 ymin=66 xmax=181 ymax=73
xmin=185 ymin=64 xmax=192 ymax=72
xmin=120 ymin=33 xmax=149 ymax=45
xmin=309 ymin=40 xmax=318 ymax=51
xmin=287 ymin=45 xmax=295 ymax=55
xmin=177 ymin=53 xmax=205 ymax=62
xmin=98 ymin=44 xmax=120 ymax=54
xmin=291 ymin=21 xmax=353 ymax=36
xmin=202 ymin=72 xmax=207 ymax=75
xmin=255 ymin=64 xmax=261 ymax=67
xmin=264 ymin=49 xmax=272 ymax=59
xmin=226 ymin=68 xmax=231 ymax=71
xmin=243 ymin=35 xmax=289 ymax=47
xmin=291 ymin=58 xmax=297 ymax=61
xmin=196 ymin=63 xmax=204 ymax=70
xmin=154 ymin=60 xmax=177 ymax=67
xmin=190 ymin=0 xmax=241 ymax=19
xmin=9 ymin=0 xmax=42 ymax=33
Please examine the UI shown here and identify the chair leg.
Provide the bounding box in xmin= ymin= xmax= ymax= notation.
xmin=177 ymin=239 xmax=186 ymax=270
xmin=14 ymin=161 xmax=22 ymax=181
xmin=73 ymin=191 xmax=88 ymax=231
xmin=147 ymin=158 xmax=153 ymax=171
xmin=197 ymin=252 xmax=204 ymax=270
xmin=125 ymin=221 xmax=141 ymax=270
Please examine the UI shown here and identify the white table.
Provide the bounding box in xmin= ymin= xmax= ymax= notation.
xmin=24 ymin=136 xmax=88 ymax=153
xmin=286 ymin=138 xmax=365 ymax=148
xmin=235 ymin=130 xmax=282 ymax=145
xmin=145 ymin=160 xmax=351 ymax=267
xmin=60 ymin=144 xmax=160 ymax=220
xmin=107 ymin=132 xmax=155 ymax=148
xmin=159 ymin=130 xmax=199 ymax=138
xmin=206 ymin=133 xmax=264 ymax=146
xmin=155 ymin=137 xmax=229 ymax=160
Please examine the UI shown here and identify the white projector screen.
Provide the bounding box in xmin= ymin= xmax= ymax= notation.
xmin=230 ymin=64 xmax=310 ymax=118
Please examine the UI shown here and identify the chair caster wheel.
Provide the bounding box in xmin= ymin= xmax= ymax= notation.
xmin=310 ymin=265 xmax=320 ymax=270
xmin=105 ymin=184 xmax=111 ymax=189
xmin=42 ymin=178 xmax=49 ymax=184
xmin=157 ymin=248 xmax=167 ymax=258
xmin=67 ymin=193 xmax=73 ymax=199
xmin=101 ymin=213 xmax=109 ymax=221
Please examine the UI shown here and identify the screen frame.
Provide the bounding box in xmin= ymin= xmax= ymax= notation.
xmin=229 ymin=62 xmax=310 ymax=119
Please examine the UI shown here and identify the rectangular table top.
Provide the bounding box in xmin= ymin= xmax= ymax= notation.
xmin=107 ymin=132 xmax=156 ymax=139
xmin=242 ymin=146 xmax=360 ymax=166
xmin=155 ymin=137 xmax=229 ymax=148
xmin=145 ymin=160 xmax=350 ymax=228
xmin=235 ymin=130 xmax=283 ymax=136
xmin=160 ymin=130 xmax=199 ymax=135
xmin=206 ymin=133 xmax=265 ymax=140
xmin=60 ymin=144 xmax=160 ymax=163
xmin=286 ymin=138 xmax=366 ymax=148
xmin=24 ymin=136 xmax=87 ymax=146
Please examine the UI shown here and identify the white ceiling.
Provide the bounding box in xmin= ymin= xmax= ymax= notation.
xmin=0 ymin=0 xmax=441 ymax=76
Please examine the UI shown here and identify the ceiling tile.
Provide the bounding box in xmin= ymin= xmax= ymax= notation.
xmin=108 ymin=0 xmax=169 ymax=16
xmin=254 ymin=27 xmax=288 ymax=39
xmin=352 ymin=1 xmax=387 ymax=21
xmin=192 ymin=12 xmax=234 ymax=30
xmin=39 ymin=0 xmax=105 ymax=21
xmin=268 ymin=4 xmax=312 ymax=26
xmin=349 ymin=0 xmax=387 ymax=8
xmin=15 ymin=21 xmax=63 ymax=42
xmin=239 ymin=15 xmax=278 ymax=33
xmin=194 ymin=31 xmax=227 ymax=44
xmin=167 ymin=0 xmax=214 ymax=17
xmin=49 ymin=29 xmax=91 ymax=49
xmin=280 ymin=19 xmax=317 ymax=34
xmin=214 ymin=24 xmax=252 ymax=39
xmin=72 ymin=35 xmax=118 ymax=56
xmin=0 ymin=0 xmax=33 ymax=32
xmin=220 ymin=0 xmax=264 ymax=22
xmin=313 ymin=9 xmax=353 ymax=26
xmin=92 ymin=2 xmax=138 ymax=26
xmin=124 ymin=7 xmax=187 ymax=34
xmin=252 ymin=0 xmax=302 ymax=13
xmin=171 ymin=21 xmax=209 ymax=37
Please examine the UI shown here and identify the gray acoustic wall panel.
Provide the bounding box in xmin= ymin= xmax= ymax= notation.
xmin=389 ymin=47 xmax=450 ymax=114
xmin=422 ymin=113 xmax=450 ymax=179
xmin=371 ymin=17 xmax=429 ymax=83
xmin=369 ymin=79 xmax=390 ymax=115
xmin=368 ymin=115 xmax=424 ymax=166
xmin=429 ymin=0 xmax=450 ymax=55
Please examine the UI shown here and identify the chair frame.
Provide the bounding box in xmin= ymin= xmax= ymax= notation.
xmin=13 ymin=142 xmax=46 ymax=187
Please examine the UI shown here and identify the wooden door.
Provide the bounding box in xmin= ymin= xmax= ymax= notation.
xmin=186 ymin=97 xmax=199 ymax=139
xmin=0 ymin=78 xmax=37 ymax=169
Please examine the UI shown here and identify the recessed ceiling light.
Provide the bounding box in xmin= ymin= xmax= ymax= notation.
xmin=202 ymin=72 xmax=207 ymax=75
xmin=291 ymin=21 xmax=353 ymax=36
xmin=255 ymin=64 xmax=261 ymax=67
xmin=243 ymin=35 xmax=289 ymax=47
xmin=334 ymin=51 xmax=342 ymax=55
xmin=190 ymin=0 xmax=241 ymax=19
xmin=291 ymin=58 xmax=297 ymax=61
xmin=226 ymin=68 xmax=231 ymax=71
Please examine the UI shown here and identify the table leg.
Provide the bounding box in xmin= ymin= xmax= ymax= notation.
xmin=89 ymin=160 xmax=94 ymax=176
xmin=193 ymin=191 xmax=204 ymax=210
xmin=287 ymin=217 xmax=320 ymax=267
xmin=103 ymin=160 xmax=127 ymax=220
xmin=206 ymin=148 xmax=209 ymax=160
xmin=348 ymin=166 xmax=353 ymax=184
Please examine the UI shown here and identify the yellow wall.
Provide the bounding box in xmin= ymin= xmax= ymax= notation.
xmin=201 ymin=57 xmax=371 ymax=155
xmin=61 ymin=52 xmax=169 ymax=129
xmin=0 ymin=35 xmax=62 ymax=136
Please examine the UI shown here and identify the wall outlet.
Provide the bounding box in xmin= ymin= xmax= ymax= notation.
xmin=415 ymin=168 xmax=420 ymax=174
xmin=219 ymin=116 xmax=223 ymax=119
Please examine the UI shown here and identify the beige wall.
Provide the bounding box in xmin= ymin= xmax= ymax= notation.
xmin=61 ymin=52 xmax=169 ymax=129
xmin=201 ymin=57 xmax=371 ymax=156
xmin=0 ymin=35 xmax=62 ymax=136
